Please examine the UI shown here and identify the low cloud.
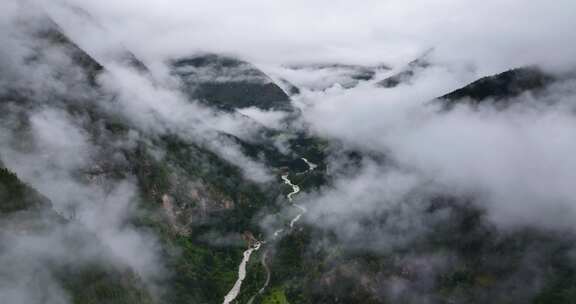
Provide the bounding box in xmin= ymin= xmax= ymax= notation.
xmin=3 ymin=0 xmax=576 ymax=302
xmin=0 ymin=107 xmax=166 ymax=285
xmin=98 ymin=64 xmax=275 ymax=183
xmin=237 ymin=107 xmax=288 ymax=130
xmin=299 ymin=69 xmax=576 ymax=240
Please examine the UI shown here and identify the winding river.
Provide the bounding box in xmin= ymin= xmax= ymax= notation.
xmin=222 ymin=157 xmax=316 ymax=304
xmin=223 ymin=241 xmax=262 ymax=304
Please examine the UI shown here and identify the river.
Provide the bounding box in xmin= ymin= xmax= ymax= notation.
xmin=222 ymin=158 xmax=316 ymax=304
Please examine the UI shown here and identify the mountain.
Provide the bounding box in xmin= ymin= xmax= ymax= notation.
xmin=171 ymin=54 xmax=293 ymax=111
xmin=279 ymin=62 xmax=390 ymax=91
xmin=3 ymin=3 xmax=576 ymax=304
xmin=1 ymin=5 xmax=328 ymax=304
xmin=377 ymin=49 xmax=433 ymax=88
xmin=438 ymin=67 xmax=555 ymax=109
xmin=0 ymin=166 xmax=154 ymax=304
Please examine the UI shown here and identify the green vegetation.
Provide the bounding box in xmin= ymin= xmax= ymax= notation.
xmin=10 ymin=16 xmax=576 ymax=304
xmin=58 ymin=266 xmax=153 ymax=304
xmin=262 ymin=287 xmax=290 ymax=304
xmin=171 ymin=54 xmax=292 ymax=111
xmin=163 ymin=236 xmax=242 ymax=303
xmin=0 ymin=166 xmax=47 ymax=213
xmin=439 ymin=67 xmax=554 ymax=109
xmin=0 ymin=165 xmax=154 ymax=303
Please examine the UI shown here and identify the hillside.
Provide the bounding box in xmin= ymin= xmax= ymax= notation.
xmin=0 ymin=166 xmax=154 ymax=304
xmin=2 ymin=2 xmax=576 ymax=304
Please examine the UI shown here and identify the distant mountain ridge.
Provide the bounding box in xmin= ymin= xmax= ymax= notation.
xmin=279 ymin=62 xmax=390 ymax=90
xmin=438 ymin=66 xmax=555 ymax=109
xmin=171 ymin=54 xmax=293 ymax=111
xmin=377 ymin=48 xmax=433 ymax=88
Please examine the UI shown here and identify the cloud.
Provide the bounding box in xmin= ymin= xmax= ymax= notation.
xmin=97 ymin=63 xmax=275 ymax=183
xmin=296 ymin=82 xmax=576 ymax=299
xmin=1 ymin=9 xmax=278 ymax=297
xmin=4 ymin=0 xmax=576 ymax=302
xmin=237 ymin=107 xmax=288 ymax=130
xmin=0 ymin=8 xmax=166 ymax=296
xmin=303 ymin=160 xmax=432 ymax=252
xmin=297 ymin=69 xmax=576 ymax=239
xmin=0 ymin=107 xmax=166 ymax=284
xmin=388 ymin=92 xmax=576 ymax=229
xmin=296 ymin=65 xmax=472 ymax=147
xmin=0 ymin=12 xmax=279 ymax=303
xmin=50 ymin=0 xmax=576 ymax=75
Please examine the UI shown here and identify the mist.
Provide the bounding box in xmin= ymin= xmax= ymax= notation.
xmin=3 ymin=0 xmax=576 ymax=303
xmin=53 ymin=0 xmax=576 ymax=74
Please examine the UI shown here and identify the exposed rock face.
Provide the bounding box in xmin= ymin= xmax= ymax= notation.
xmin=188 ymin=181 xmax=235 ymax=212
xmin=159 ymin=177 xmax=241 ymax=235
xmin=162 ymin=194 xmax=191 ymax=236
xmin=170 ymin=54 xmax=293 ymax=111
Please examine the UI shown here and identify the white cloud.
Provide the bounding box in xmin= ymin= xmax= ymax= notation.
xmin=53 ymin=0 xmax=576 ymax=74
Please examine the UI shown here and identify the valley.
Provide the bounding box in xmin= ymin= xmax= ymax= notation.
xmin=224 ymin=158 xmax=316 ymax=304
xmin=1 ymin=1 xmax=576 ymax=303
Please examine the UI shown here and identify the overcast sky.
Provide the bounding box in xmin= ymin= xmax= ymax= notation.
xmin=54 ymin=0 xmax=576 ymax=74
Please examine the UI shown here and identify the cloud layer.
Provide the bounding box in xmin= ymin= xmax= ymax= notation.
xmin=54 ymin=0 xmax=576 ymax=74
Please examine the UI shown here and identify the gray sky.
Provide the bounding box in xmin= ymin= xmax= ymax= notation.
xmin=56 ymin=0 xmax=576 ymax=74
